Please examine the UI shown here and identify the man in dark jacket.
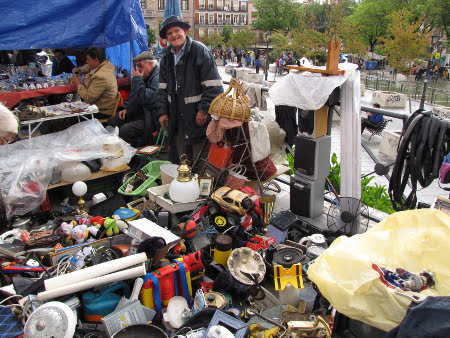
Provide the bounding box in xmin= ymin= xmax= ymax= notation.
xmin=52 ymin=49 xmax=75 ymax=76
xmin=157 ymin=15 xmax=223 ymax=167
xmin=108 ymin=51 xmax=159 ymax=147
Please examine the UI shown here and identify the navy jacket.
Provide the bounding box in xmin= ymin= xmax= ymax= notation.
xmin=121 ymin=65 xmax=159 ymax=122
xmin=158 ymin=36 xmax=223 ymax=145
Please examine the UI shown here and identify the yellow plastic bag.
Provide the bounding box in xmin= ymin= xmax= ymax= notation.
xmin=308 ymin=209 xmax=450 ymax=332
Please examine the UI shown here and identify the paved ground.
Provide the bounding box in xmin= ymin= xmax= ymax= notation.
xmin=216 ymin=65 xmax=449 ymax=226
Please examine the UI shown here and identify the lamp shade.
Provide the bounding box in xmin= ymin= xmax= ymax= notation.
xmin=72 ymin=181 xmax=88 ymax=197
xmin=169 ymin=179 xmax=200 ymax=203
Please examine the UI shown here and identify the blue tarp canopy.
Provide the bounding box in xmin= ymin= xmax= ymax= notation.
xmin=0 ymin=0 xmax=148 ymax=70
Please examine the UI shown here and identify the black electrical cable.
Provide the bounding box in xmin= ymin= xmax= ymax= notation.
xmin=388 ymin=110 xmax=448 ymax=211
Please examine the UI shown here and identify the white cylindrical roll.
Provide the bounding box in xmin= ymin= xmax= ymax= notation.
xmin=45 ymin=252 xmax=147 ymax=291
xmin=38 ymin=264 xmax=146 ymax=302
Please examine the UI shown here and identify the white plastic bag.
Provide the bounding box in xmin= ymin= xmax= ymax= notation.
xmin=249 ymin=121 xmax=271 ymax=163
xmin=308 ymin=209 xmax=450 ymax=332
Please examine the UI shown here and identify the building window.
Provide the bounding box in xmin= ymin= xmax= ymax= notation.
xmin=199 ymin=29 xmax=205 ymax=37
xmin=217 ymin=0 xmax=223 ymax=10
xmin=208 ymin=0 xmax=214 ymax=10
xmin=224 ymin=0 xmax=231 ymax=11
xmin=158 ymin=0 xmax=165 ymax=10
xmin=233 ymin=15 xmax=238 ymax=24
xmin=233 ymin=1 xmax=239 ymax=11
xmin=241 ymin=15 xmax=246 ymax=24
xmin=225 ymin=14 xmax=231 ymax=24
xmin=209 ymin=29 xmax=214 ymax=36
xmin=209 ymin=14 xmax=214 ymax=24
xmin=200 ymin=14 xmax=205 ymax=24
xmin=181 ymin=0 xmax=188 ymax=10
xmin=199 ymin=0 xmax=205 ymax=10
xmin=217 ymin=14 xmax=223 ymax=24
xmin=140 ymin=0 xmax=146 ymax=9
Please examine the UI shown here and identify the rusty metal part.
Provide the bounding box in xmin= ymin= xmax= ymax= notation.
xmin=281 ymin=313 xmax=331 ymax=338
xmin=246 ymin=308 xmax=287 ymax=337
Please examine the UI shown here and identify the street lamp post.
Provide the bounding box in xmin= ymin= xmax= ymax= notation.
xmin=264 ymin=30 xmax=271 ymax=82
xmin=419 ymin=30 xmax=440 ymax=109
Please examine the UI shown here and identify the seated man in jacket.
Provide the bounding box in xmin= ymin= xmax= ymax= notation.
xmin=361 ymin=103 xmax=384 ymax=134
xmin=107 ymin=51 xmax=159 ymax=148
xmin=72 ymin=47 xmax=118 ymax=118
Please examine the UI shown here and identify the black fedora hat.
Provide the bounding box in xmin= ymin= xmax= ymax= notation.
xmin=159 ymin=15 xmax=191 ymax=39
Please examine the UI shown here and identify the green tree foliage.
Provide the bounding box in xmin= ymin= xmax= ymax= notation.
xmin=345 ymin=0 xmax=399 ymax=52
xmin=221 ymin=25 xmax=232 ymax=43
xmin=380 ymin=9 xmax=429 ymax=75
xmin=380 ymin=9 xmax=430 ymax=113
xmin=304 ymin=2 xmax=327 ymax=33
xmin=409 ymin=0 xmax=450 ymax=38
xmin=253 ymin=0 xmax=302 ymax=33
xmin=324 ymin=1 xmax=357 ymax=41
xmin=229 ymin=27 xmax=256 ymax=51
xmin=340 ymin=22 xmax=367 ymax=58
xmin=147 ymin=27 xmax=157 ymax=46
xmin=201 ymin=33 xmax=225 ymax=49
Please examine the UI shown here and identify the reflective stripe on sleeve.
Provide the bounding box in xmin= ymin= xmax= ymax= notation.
xmin=159 ymin=83 xmax=167 ymax=89
xmin=184 ymin=95 xmax=202 ymax=104
xmin=201 ymin=79 xmax=223 ymax=87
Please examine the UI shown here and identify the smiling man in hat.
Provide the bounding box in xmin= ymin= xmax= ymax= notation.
xmin=107 ymin=51 xmax=160 ymax=147
xmin=157 ymin=15 xmax=223 ymax=168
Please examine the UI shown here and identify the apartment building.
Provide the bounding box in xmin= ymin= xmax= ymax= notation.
xmin=194 ymin=0 xmax=250 ymax=39
xmin=139 ymin=0 xmax=251 ymax=41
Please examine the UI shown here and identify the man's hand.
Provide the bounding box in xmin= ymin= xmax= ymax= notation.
xmin=71 ymin=74 xmax=81 ymax=88
xmin=133 ymin=66 xmax=144 ymax=77
xmin=196 ymin=110 xmax=208 ymax=126
xmin=118 ymin=109 xmax=127 ymax=120
xmin=159 ymin=114 xmax=169 ymax=131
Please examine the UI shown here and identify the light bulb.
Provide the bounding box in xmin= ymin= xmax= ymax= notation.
xmin=72 ymin=181 xmax=87 ymax=197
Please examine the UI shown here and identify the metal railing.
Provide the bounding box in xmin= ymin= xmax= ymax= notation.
xmin=363 ymin=75 xmax=450 ymax=107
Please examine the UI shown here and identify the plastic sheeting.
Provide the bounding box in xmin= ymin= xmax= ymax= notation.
xmin=0 ymin=0 xmax=148 ymax=51
xmin=308 ymin=209 xmax=450 ymax=332
xmin=268 ymin=63 xmax=357 ymax=111
xmin=0 ymin=120 xmax=136 ymax=219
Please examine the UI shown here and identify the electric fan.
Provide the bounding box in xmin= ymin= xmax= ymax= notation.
xmin=327 ymin=197 xmax=369 ymax=235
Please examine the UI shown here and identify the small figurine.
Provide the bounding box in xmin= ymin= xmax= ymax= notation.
xmin=102 ymin=217 xmax=120 ymax=237
xmin=112 ymin=215 xmax=128 ymax=233
xmin=71 ymin=224 xmax=89 ymax=244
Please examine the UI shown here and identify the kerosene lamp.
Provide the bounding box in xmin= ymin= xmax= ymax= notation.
xmin=169 ymin=155 xmax=200 ymax=203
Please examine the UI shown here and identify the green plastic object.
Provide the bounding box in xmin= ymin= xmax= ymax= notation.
xmin=118 ymin=160 xmax=171 ymax=196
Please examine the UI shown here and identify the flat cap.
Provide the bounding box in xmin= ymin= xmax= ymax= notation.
xmin=133 ymin=51 xmax=155 ymax=62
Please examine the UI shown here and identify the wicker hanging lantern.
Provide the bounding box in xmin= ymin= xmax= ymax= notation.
xmin=208 ymin=78 xmax=251 ymax=122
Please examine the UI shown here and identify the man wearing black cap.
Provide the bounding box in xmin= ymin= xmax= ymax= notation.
xmin=157 ymin=15 xmax=223 ymax=167
xmin=107 ymin=51 xmax=160 ymax=147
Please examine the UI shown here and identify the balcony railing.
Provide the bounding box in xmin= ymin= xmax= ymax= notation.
xmin=199 ymin=5 xmax=205 ymax=10
xmin=217 ymin=6 xmax=223 ymax=10
xmin=208 ymin=5 xmax=214 ymax=10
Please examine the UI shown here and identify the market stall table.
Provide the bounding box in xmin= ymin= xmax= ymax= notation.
xmin=0 ymin=77 xmax=131 ymax=108
xmin=20 ymin=102 xmax=99 ymax=138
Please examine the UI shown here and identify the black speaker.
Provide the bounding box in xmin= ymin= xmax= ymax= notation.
xmin=294 ymin=134 xmax=331 ymax=180
xmin=273 ymin=248 xmax=303 ymax=268
xmin=290 ymin=175 xmax=325 ymax=219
